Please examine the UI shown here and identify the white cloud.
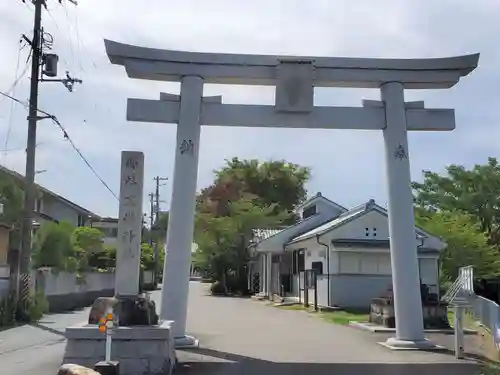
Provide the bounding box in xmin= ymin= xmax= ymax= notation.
xmin=0 ymin=0 xmax=498 ymax=217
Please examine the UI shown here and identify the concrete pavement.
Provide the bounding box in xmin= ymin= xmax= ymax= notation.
xmin=0 ymin=282 xmax=484 ymax=375
xmin=0 ymin=307 xmax=90 ymax=375
xmin=174 ymin=282 xmax=482 ymax=375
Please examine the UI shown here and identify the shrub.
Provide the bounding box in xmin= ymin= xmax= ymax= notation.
xmin=209 ymin=281 xmax=227 ymax=296
xmin=0 ymin=293 xmax=16 ymax=327
xmin=16 ymin=289 xmax=49 ymax=323
xmin=225 ymin=275 xmax=250 ymax=296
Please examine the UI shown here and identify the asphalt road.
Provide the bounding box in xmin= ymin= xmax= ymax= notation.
xmin=175 ymin=282 xmax=482 ymax=375
xmin=0 ymin=307 xmax=90 ymax=375
xmin=0 ymin=282 xmax=484 ymax=375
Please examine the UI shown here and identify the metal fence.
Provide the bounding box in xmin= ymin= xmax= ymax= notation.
xmin=472 ymin=295 xmax=500 ymax=345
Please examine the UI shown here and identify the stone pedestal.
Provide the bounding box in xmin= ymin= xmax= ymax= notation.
xmin=63 ymin=321 xmax=176 ymax=375
xmin=369 ymin=297 xmax=450 ymax=330
xmin=88 ymin=295 xmax=159 ymax=326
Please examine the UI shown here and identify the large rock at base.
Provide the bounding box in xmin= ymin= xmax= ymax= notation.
xmin=58 ymin=364 xmax=99 ymax=375
xmin=88 ymin=294 xmax=159 ymax=326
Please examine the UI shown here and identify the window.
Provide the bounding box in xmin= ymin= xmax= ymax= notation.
xmin=302 ymin=205 xmax=317 ymax=219
xmin=292 ymin=250 xmax=305 ymax=274
xmin=103 ymin=227 xmax=118 ymax=237
xmin=35 ymin=198 xmax=43 ymax=213
xmin=78 ymin=214 xmax=86 ymax=227
xmin=311 ymin=261 xmax=323 ymax=275
xmin=339 ymin=253 xmax=360 ymax=274
xmin=298 ymin=251 xmax=305 ymax=272
xmin=378 ymin=255 xmax=392 ymax=274
xmin=365 ymin=227 xmax=369 ymax=237
xmin=373 ymin=227 xmax=377 ymax=237
xmin=360 ymin=254 xmax=378 ymax=274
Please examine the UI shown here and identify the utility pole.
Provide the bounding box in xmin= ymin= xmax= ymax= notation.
xmin=17 ymin=0 xmax=44 ymax=311
xmin=153 ymin=176 xmax=168 ymax=284
xmin=148 ymin=192 xmax=154 ymax=248
xmin=17 ymin=0 xmax=81 ymax=312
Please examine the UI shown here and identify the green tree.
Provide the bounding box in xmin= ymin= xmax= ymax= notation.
xmin=32 ymin=221 xmax=76 ymax=271
xmin=140 ymin=242 xmax=165 ymax=271
xmin=412 ymin=157 xmax=500 ymax=244
xmin=194 ymin=198 xmax=287 ymax=290
xmin=199 ymin=158 xmax=310 ymax=221
xmin=144 ymin=212 xmax=169 ymax=247
xmin=102 ymin=245 xmax=117 ymax=269
xmin=194 ymin=158 xmax=310 ymax=293
xmin=415 ymin=211 xmax=500 ymax=282
xmin=194 ymin=215 xmax=238 ymax=281
xmin=71 ymin=226 xmax=105 ymax=271
xmin=0 ymin=174 xmax=24 ymax=249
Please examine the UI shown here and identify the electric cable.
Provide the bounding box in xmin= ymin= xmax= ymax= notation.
xmin=0 ymin=90 xmax=119 ymax=201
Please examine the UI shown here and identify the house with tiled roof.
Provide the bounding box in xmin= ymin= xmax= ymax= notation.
xmin=0 ymin=164 xmax=101 ymax=297
xmin=0 ymin=164 xmax=100 ymax=228
xmin=247 ymin=192 xmax=445 ymax=309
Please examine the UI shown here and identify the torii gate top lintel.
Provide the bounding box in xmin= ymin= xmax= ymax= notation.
xmin=104 ymin=39 xmax=479 ymax=89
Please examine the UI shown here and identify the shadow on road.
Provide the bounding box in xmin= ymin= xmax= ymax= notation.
xmin=30 ymin=323 xmax=66 ymax=337
xmin=176 ymin=347 xmax=481 ymax=375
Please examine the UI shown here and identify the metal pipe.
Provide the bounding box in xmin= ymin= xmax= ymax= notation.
xmin=316 ymin=234 xmax=330 ymax=307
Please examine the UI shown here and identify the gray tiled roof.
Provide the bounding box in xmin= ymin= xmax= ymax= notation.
xmin=251 ymin=228 xmax=284 ymax=243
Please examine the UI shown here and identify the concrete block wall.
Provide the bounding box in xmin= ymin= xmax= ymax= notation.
xmin=142 ymin=270 xmax=156 ymax=291
xmin=0 ymin=279 xmax=9 ymax=298
xmin=36 ymin=268 xmax=115 ymax=313
xmin=63 ymin=322 xmax=176 ymax=375
xmin=330 ymin=274 xmax=392 ymax=309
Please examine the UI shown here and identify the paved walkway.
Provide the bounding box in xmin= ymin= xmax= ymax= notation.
xmin=0 ymin=307 xmax=90 ymax=375
xmin=0 ymin=282 xmax=483 ymax=375
xmin=172 ymin=282 xmax=481 ymax=375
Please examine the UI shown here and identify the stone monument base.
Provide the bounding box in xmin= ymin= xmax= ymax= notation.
xmin=63 ymin=321 xmax=176 ymax=375
xmin=379 ymin=337 xmax=445 ymax=351
xmin=88 ymin=295 xmax=159 ymax=326
xmin=174 ymin=334 xmax=200 ymax=349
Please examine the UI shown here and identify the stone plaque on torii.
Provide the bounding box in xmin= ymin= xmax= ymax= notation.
xmin=104 ymin=39 xmax=479 ymax=350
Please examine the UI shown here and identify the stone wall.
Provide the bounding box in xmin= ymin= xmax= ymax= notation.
xmin=142 ymin=270 xmax=156 ymax=291
xmin=36 ymin=268 xmax=115 ymax=313
xmin=0 ymin=268 xmax=155 ymax=312
xmin=0 ymin=278 xmax=9 ymax=298
xmin=330 ymin=274 xmax=393 ymax=309
xmin=63 ymin=321 xmax=176 ymax=375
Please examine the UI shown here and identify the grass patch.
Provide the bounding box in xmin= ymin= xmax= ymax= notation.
xmin=447 ymin=308 xmax=478 ymax=330
xmin=321 ymin=310 xmax=369 ymax=325
xmin=278 ymin=304 xmax=309 ymax=311
xmin=276 ymin=304 xmax=368 ymax=325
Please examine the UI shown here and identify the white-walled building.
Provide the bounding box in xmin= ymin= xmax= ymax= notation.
xmin=91 ymin=217 xmax=119 ymax=246
xmin=247 ymin=193 xmax=445 ymax=309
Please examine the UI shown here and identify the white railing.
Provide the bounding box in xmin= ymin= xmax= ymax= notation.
xmin=472 ymin=296 xmax=500 ymax=349
xmin=441 ymin=265 xmax=475 ymax=304
xmin=445 ymin=266 xmax=500 ymax=351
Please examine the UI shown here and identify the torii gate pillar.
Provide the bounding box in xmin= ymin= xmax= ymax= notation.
xmin=381 ymin=82 xmax=426 ymax=346
xmin=160 ymin=76 xmax=203 ymax=348
xmin=104 ymin=39 xmax=479 ymax=350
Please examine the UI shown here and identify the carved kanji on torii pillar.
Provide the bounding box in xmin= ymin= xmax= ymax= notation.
xmin=105 ymin=38 xmax=479 ymax=349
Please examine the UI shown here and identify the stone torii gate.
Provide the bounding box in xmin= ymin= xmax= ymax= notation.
xmin=104 ymin=39 xmax=479 ymax=349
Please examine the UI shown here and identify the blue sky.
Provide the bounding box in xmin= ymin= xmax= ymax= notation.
xmin=0 ymin=0 xmax=498 ymax=218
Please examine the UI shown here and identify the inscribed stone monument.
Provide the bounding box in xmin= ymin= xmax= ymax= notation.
xmin=115 ymin=151 xmax=144 ymax=297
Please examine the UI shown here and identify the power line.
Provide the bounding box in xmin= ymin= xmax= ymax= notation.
xmin=0 ymin=42 xmax=30 ymax=107
xmin=2 ymin=43 xmax=30 ymax=164
xmin=0 ymin=90 xmax=119 ymax=201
